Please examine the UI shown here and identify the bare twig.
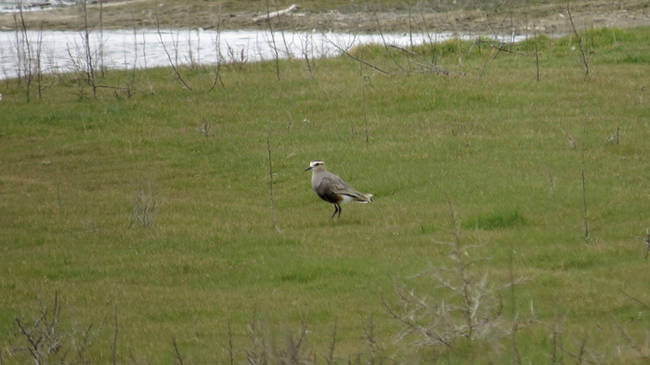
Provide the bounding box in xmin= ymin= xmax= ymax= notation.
xmin=361 ymin=74 xmax=370 ymax=144
xmin=387 ymin=45 xmax=449 ymax=75
xmin=325 ymin=36 xmax=389 ymax=75
xmin=172 ymin=337 xmax=184 ymax=365
xmin=265 ymin=0 xmax=281 ymax=81
xmin=81 ymin=0 xmax=97 ymax=97
xmin=479 ymin=41 xmax=505 ymax=79
xmin=17 ymin=7 xmax=32 ymax=102
xmin=567 ymin=1 xmax=590 ymax=79
xmin=509 ymin=316 xmax=522 ymax=365
xmin=620 ymin=289 xmax=649 ymax=309
xmin=645 ymin=228 xmax=650 ymax=261
xmin=326 ymin=321 xmax=337 ymax=365
xmin=300 ymin=32 xmax=315 ymax=79
xmin=581 ymin=167 xmax=589 ymax=242
xmin=35 ymin=24 xmax=44 ymax=100
xmin=534 ymin=29 xmax=540 ymax=82
xmin=227 ymin=320 xmax=234 ymax=365
xmin=209 ymin=16 xmax=225 ymax=92
xmin=266 ymin=128 xmax=282 ymax=234
xmin=112 ymin=306 xmax=118 ymax=365
xmin=99 ymin=0 xmax=105 ymax=77
xmin=551 ymin=316 xmax=565 ymax=365
xmin=156 ymin=16 xmax=193 ymax=91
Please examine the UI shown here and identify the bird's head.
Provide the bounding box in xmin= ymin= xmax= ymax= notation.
xmin=304 ymin=160 xmax=325 ymax=172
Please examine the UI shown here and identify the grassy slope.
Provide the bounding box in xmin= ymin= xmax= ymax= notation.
xmin=1 ymin=27 xmax=649 ymax=363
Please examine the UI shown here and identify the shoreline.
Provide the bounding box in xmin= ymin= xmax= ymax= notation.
xmin=0 ymin=1 xmax=648 ymax=35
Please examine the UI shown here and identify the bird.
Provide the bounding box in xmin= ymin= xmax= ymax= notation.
xmin=304 ymin=160 xmax=374 ymax=218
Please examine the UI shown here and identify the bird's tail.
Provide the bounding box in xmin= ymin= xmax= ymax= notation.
xmin=359 ymin=193 xmax=374 ymax=203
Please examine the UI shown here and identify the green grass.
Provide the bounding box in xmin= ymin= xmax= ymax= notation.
xmin=1 ymin=27 xmax=649 ymax=363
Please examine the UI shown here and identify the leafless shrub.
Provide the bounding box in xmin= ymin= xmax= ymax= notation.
xmin=299 ymin=32 xmax=315 ymax=79
xmin=13 ymin=7 xmax=44 ymax=102
xmin=361 ymin=314 xmax=394 ymax=364
xmin=225 ymin=43 xmax=249 ymax=70
xmin=80 ymin=0 xmax=97 ymax=97
xmin=246 ymin=314 xmax=313 ymax=365
xmin=384 ymin=201 xmax=516 ymax=358
xmin=131 ymin=182 xmax=158 ymax=228
xmin=561 ymin=129 xmax=578 ymax=150
xmin=325 ymin=321 xmax=337 ymax=365
xmin=9 ymin=292 xmax=66 ymax=364
xmin=3 ymin=292 xmax=97 ymax=365
xmin=209 ymin=16 xmax=226 ymax=91
xmin=198 ymin=117 xmax=211 ymax=137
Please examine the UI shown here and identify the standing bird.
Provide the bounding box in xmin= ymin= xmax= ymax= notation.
xmin=305 ymin=160 xmax=374 ymax=218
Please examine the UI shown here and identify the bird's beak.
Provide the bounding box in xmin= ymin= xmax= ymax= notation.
xmin=304 ymin=166 xmax=312 ymax=172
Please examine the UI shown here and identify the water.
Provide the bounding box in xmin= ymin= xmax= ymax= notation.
xmin=0 ymin=28 xmax=526 ymax=80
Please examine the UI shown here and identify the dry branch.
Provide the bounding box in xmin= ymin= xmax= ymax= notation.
xmin=325 ymin=37 xmax=389 ymax=75
xmin=155 ymin=17 xmax=193 ymax=91
xmin=566 ymin=1 xmax=590 ymax=79
xmin=253 ymin=4 xmax=298 ymax=23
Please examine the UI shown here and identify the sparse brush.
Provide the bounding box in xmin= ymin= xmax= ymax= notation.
xmin=245 ymin=314 xmax=312 ymax=365
xmin=383 ymin=201 xmax=517 ymax=359
xmin=131 ymin=182 xmax=158 ymax=228
xmin=5 ymin=292 xmax=98 ymax=365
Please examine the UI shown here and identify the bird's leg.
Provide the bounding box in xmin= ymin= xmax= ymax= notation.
xmin=337 ymin=203 xmax=342 ymax=218
xmin=331 ymin=204 xmax=339 ymax=219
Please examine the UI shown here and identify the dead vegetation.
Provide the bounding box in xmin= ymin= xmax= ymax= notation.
xmin=1 ymin=0 xmax=649 ymax=35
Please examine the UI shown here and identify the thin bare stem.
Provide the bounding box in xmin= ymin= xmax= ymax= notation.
xmin=227 ymin=320 xmax=234 ymax=365
xmin=172 ymin=337 xmax=184 ymax=365
xmin=326 ymin=321 xmax=337 ymax=365
xmin=18 ymin=6 xmax=32 ymax=102
xmin=266 ymin=128 xmax=282 ymax=234
xmin=112 ymin=306 xmax=118 ymax=365
xmin=325 ymin=36 xmax=389 ymax=75
xmin=645 ymin=228 xmax=650 ymax=261
xmin=567 ymin=1 xmax=590 ymax=79
xmin=619 ymin=289 xmax=649 ymax=309
xmin=362 ymin=74 xmax=369 ymax=144
xmin=156 ymin=16 xmax=193 ymax=91
xmin=534 ymin=29 xmax=540 ymax=82
xmin=265 ymin=0 xmax=281 ymax=81
xmin=81 ymin=0 xmax=97 ymax=97
xmin=581 ymin=167 xmax=589 ymax=242
xmin=99 ymin=0 xmax=105 ymax=77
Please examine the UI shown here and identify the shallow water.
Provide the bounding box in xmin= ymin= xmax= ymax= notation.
xmin=0 ymin=28 xmax=525 ymax=80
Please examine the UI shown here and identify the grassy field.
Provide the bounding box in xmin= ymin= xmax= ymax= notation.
xmin=1 ymin=26 xmax=649 ymax=363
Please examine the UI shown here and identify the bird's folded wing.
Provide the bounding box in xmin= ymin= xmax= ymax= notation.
xmin=320 ymin=175 xmax=362 ymax=197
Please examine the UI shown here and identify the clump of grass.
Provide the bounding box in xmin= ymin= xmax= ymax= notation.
xmin=463 ymin=210 xmax=526 ymax=230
